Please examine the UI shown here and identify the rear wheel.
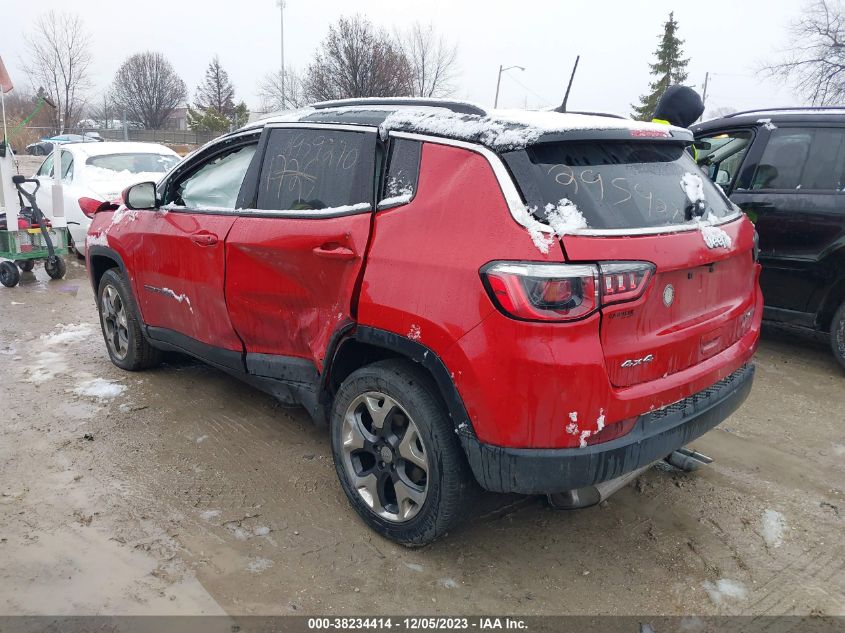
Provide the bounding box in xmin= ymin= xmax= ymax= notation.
xmin=830 ymin=301 xmax=845 ymax=371
xmin=97 ymin=268 xmax=161 ymax=371
xmin=0 ymin=261 xmax=21 ymax=287
xmin=330 ymin=359 xmax=474 ymax=546
xmin=15 ymin=260 xmax=34 ymax=272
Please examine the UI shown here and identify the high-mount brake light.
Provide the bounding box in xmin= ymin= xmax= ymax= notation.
xmin=482 ymin=261 xmax=655 ymax=322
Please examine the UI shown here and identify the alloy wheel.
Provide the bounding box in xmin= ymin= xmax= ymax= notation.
xmin=340 ymin=391 xmax=429 ymax=523
xmin=101 ymin=284 xmax=129 ymax=360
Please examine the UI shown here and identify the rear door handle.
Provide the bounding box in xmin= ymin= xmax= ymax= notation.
xmin=313 ymin=243 xmax=356 ymax=260
xmin=191 ymin=231 xmax=218 ymax=246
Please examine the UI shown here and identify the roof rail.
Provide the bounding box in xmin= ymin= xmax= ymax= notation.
xmin=311 ymin=98 xmax=487 ymax=117
xmin=565 ymin=110 xmax=627 ymax=120
xmin=725 ymin=106 xmax=845 ymax=118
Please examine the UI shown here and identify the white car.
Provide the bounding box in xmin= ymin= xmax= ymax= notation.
xmin=32 ymin=142 xmax=181 ymax=255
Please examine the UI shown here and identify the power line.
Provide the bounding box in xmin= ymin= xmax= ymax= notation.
xmin=503 ymin=73 xmax=553 ymax=107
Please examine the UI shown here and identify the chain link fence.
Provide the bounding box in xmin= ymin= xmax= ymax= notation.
xmin=20 ymin=127 xmax=219 ymax=151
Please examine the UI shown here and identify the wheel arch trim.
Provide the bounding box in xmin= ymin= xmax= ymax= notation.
xmin=322 ymin=326 xmax=476 ymax=437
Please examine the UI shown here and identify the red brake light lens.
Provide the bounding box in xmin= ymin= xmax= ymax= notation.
xmin=482 ymin=261 xmax=654 ymax=322
xmin=598 ymin=262 xmax=655 ymax=305
xmin=483 ymin=263 xmax=599 ymax=321
xmin=78 ymin=197 xmax=118 ymax=218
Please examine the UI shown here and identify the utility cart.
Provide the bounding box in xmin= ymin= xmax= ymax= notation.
xmin=0 ymin=145 xmax=69 ymax=287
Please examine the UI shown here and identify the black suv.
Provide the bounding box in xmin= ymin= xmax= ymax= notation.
xmin=692 ymin=107 xmax=845 ymax=369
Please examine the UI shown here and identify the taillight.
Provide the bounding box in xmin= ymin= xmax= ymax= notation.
xmin=482 ymin=262 xmax=599 ymax=321
xmin=78 ymin=197 xmax=105 ymax=218
xmin=482 ymin=260 xmax=654 ymax=322
xmin=599 ymin=262 xmax=655 ymax=305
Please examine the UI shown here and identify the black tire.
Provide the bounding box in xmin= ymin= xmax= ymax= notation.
xmin=830 ymin=301 xmax=845 ymax=372
xmin=15 ymin=260 xmax=35 ymax=272
xmin=0 ymin=261 xmax=21 ymax=287
xmin=44 ymin=255 xmax=67 ymax=280
xmin=97 ymin=268 xmax=161 ymax=371
xmin=330 ymin=359 xmax=474 ymax=546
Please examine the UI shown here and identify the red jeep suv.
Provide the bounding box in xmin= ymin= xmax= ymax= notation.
xmin=87 ymin=99 xmax=762 ymax=545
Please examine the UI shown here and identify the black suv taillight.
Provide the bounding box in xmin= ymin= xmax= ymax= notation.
xmin=481 ymin=261 xmax=654 ymax=322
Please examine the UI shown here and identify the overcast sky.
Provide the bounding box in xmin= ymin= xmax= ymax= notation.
xmin=3 ymin=0 xmax=806 ymax=118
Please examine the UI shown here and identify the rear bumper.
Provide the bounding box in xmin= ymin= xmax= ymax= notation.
xmin=458 ymin=363 xmax=755 ymax=494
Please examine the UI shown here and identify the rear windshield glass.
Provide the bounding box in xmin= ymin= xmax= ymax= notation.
xmin=504 ymin=142 xmax=735 ymax=230
xmin=86 ymin=153 xmax=180 ymax=174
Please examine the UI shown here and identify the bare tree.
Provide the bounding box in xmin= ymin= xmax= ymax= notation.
xmin=398 ymin=22 xmax=458 ymax=98
xmin=110 ymin=52 xmax=187 ymax=129
xmin=304 ymin=15 xmax=412 ymax=102
xmin=23 ymin=11 xmax=92 ymax=130
xmin=258 ymin=67 xmax=308 ymax=111
xmin=764 ymin=0 xmax=845 ymax=104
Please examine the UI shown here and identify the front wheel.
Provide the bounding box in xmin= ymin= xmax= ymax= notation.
xmin=97 ymin=268 xmax=161 ymax=371
xmin=44 ymin=256 xmax=66 ymax=280
xmin=830 ymin=301 xmax=845 ymax=372
xmin=330 ymin=359 xmax=474 ymax=546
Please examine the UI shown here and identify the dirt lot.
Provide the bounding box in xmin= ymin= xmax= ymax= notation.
xmin=1 ymin=257 xmax=844 ymax=617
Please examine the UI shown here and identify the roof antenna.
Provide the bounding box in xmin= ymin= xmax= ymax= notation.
xmin=556 ymin=55 xmax=580 ymax=113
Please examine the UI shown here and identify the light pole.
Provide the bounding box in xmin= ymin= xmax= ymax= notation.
xmin=494 ymin=64 xmax=525 ymax=108
xmin=277 ymin=0 xmax=286 ymax=107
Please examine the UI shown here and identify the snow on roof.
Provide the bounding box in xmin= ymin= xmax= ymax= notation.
xmin=250 ymin=102 xmax=684 ymax=151
xmin=63 ymin=141 xmax=179 ymax=159
xmin=382 ymin=108 xmax=679 ymax=150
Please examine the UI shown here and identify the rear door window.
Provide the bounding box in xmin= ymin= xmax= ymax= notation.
xmin=504 ymin=141 xmax=735 ymax=230
xmin=256 ymin=128 xmax=375 ymax=212
xmin=380 ymin=138 xmax=421 ymax=205
xmin=751 ymin=127 xmax=845 ymax=191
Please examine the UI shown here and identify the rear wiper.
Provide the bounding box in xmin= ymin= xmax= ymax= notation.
xmin=685 ymin=200 xmax=707 ymax=221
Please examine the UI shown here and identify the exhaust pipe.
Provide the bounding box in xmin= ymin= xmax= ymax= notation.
xmin=547 ymin=464 xmax=653 ymax=510
xmin=665 ymin=447 xmax=713 ymax=472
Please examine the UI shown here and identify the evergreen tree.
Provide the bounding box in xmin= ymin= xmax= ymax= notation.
xmin=631 ymin=12 xmax=689 ymax=121
xmin=188 ymin=56 xmax=237 ymax=133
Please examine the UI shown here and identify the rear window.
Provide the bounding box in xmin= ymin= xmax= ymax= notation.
xmin=86 ymin=153 xmax=179 ymax=174
xmin=504 ymin=142 xmax=735 ymax=230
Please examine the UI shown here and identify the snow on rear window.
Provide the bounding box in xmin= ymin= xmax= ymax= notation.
xmin=504 ymin=141 xmax=735 ymax=231
xmin=86 ymin=153 xmax=179 ymax=174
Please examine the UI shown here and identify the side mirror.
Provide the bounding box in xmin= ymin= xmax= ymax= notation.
xmin=124 ymin=181 xmax=157 ymax=210
xmin=716 ymin=170 xmax=730 ymax=186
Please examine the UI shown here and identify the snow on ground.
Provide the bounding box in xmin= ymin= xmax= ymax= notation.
xmin=40 ymin=323 xmax=93 ymax=345
xmin=73 ymin=378 xmax=127 ymax=401
xmin=23 ymin=324 xmax=94 ymax=384
xmin=761 ymin=509 xmax=787 ymax=548
xmin=702 ymin=579 xmax=748 ymax=605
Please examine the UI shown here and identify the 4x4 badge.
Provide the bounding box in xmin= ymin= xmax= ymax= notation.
xmin=621 ymin=354 xmax=654 ymax=368
xmin=663 ymin=284 xmax=675 ymax=307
